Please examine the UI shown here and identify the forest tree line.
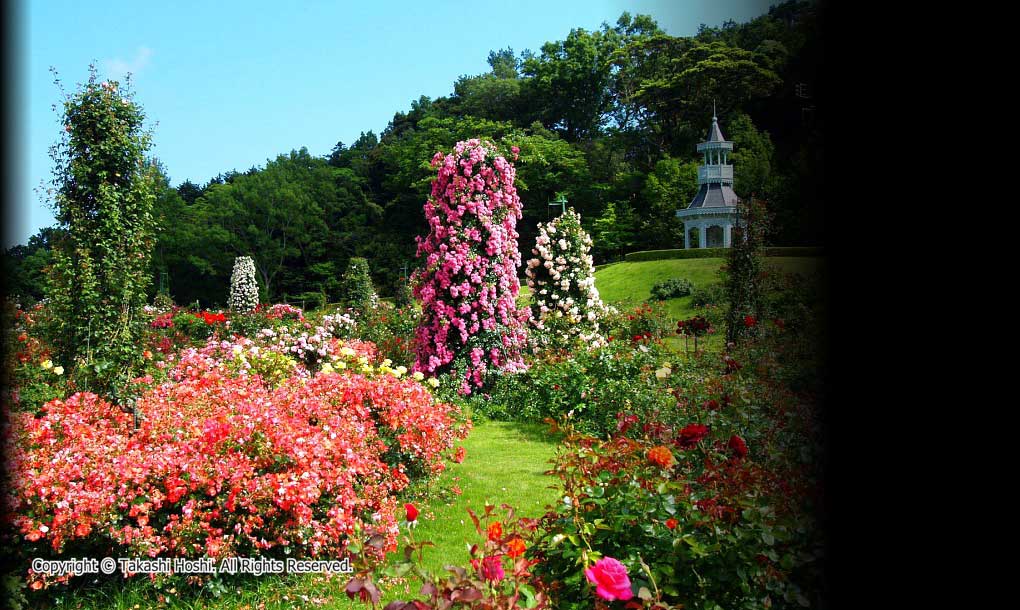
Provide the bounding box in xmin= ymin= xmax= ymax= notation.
xmin=4 ymin=1 xmax=825 ymax=307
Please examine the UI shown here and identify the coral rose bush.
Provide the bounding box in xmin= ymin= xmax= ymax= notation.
xmin=3 ymin=335 xmax=465 ymax=590
xmin=412 ymin=138 xmax=530 ymax=394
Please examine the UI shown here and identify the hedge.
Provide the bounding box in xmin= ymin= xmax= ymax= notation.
xmin=623 ymin=246 xmax=823 ymax=262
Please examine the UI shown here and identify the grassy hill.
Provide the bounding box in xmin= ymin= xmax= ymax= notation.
xmin=521 ymin=257 xmax=823 ymax=322
xmin=594 ymin=257 xmax=824 ymax=321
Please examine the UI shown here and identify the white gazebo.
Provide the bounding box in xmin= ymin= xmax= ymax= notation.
xmin=677 ymin=109 xmax=740 ymax=248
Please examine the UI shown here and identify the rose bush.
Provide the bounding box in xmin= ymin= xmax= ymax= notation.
xmin=3 ymin=331 xmax=467 ymax=591
xmin=412 ymin=138 xmax=530 ymax=395
xmin=525 ymin=208 xmax=613 ymax=352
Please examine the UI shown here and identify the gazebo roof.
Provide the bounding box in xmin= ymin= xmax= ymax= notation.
xmin=688 ymin=183 xmax=739 ymax=209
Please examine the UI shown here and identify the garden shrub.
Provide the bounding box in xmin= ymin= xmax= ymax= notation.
xmin=650 ymin=277 xmax=694 ymax=300
xmin=525 ymin=208 xmax=613 ymax=351
xmin=169 ymin=308 xmax=224 ymax=342
xmin=227 ymin=256 xmax=259 ymax=313
xmin=3 ymin=336 xmax=466 ymax=592
xmin=412 ymin=139 xmax=530 ymax=394
xmin=461 ymin=339 xmax=677 ymax=437
xmin=42 ymin=70 xmax=158 ymax=396
xmin=152 ymin=291 xmax=174 ymax=313
xmin=690 ymin=283 xmax=726 ymax=308
xmin=350 ymin=503 xmax=553 ymax=609
xmin=356 ymin=303 xmax=419 ymax=369
xmin=535 ymin=419 xmax=822 ymax=610
xmin=533 ymin=325 xmax=827 ymax=610
xmin=392 ymin=277 xmax=412 ymax=308
xmin=342 ymin=258 xmax=378 ymax=315
xmin=725 ymin=198 xmax=769 ymax=344
xmin=4 ymin=305 xmax=69 ymax=414
xmin=603 ymin=302 xmax=674 ymax=345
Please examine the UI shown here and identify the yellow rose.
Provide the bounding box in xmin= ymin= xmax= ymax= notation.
xmin=41 ymin=359 xmax=53 ymax=370
xmin=427 ymin=378 xmax=439 ymax=388
xmin=53 ymin=366 xmax=64 ymax=376
xmin=413 ymin=371 xmax=425 ymax=381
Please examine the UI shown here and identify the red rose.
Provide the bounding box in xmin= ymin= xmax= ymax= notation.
xmin=617 ymin=413 xmax=639 ymax=435
xmin=676 ymin=423 xmax=710 ymax=448
xmin=584 ymin=557 xmax=633 ymax=601
xmin=665 ymin=518 xmax=678 ymax=530
xmin=728 ymin=435 xmax=748 ymax=459
xmin=405 ymin=503 xmax=419 ymax=522
xmin=744 ymin=315 xmax=757 ymax=327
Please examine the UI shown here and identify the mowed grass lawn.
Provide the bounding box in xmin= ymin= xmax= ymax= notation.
xmin=594 ymin=257 xmax=824 ymax=321
xmin=67 ymin=421 xmax=563 ymax=610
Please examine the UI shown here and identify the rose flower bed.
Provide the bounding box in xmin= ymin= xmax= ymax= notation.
xmin=3 ymin=336 xmax=466 ymax=591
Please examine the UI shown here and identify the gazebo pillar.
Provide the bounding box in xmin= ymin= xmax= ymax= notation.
xmin=699 ymin=223 xmax=707 ymax=248
xmin=723 ymin=223 xmax=732 ymax=248
xmin=684 ymin=224 xmax=691 ymax=249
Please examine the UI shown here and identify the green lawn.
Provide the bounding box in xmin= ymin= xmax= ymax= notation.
xmin=60 ymin=421 xmax=562 ymax=610
xmin=410 ymin=421 xmax=562 ymax=573
xmin=595 ymin=257 xmax=824 ymax=321
xmin=516 ymin=257 xmax=823 ymax=355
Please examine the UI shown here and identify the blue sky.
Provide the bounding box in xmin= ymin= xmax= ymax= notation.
xmin=10 ymin=0 xmax=773 ymax=247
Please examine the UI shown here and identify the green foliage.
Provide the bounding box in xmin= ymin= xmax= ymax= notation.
xmin=42 ymin=68 xmax=157 ymax=396
xmin=392 ymin=278 xmax=412 ymax=308
xmin=1 ymin=229 xmax=60 ymax=305
xmin=591 ymin=201 xmax=638 ymax=260
xmin=629 ymin=38 xmax=781 ymax=150
xmin=353 ymin=303 xmax=419 ymax=368
xmin=650 ymin=277 xmax=694 ymax=300
xmin=640 ymin=156 xmax=697 ymax=249
xmin=458 ymin=339 xmax=676 ymax=437
xmin=342 ymin=257 xmax=377 ymax=315
xmin=690 ymin=283 xmax=727 ymax=308
xmin=727 ymin=112 xmax=776 ymax=198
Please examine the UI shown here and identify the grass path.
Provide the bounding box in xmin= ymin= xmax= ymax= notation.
xmin=411 ymin=420 xmax=563 ymax=574
xmin=64 ymin=421 xmax=562 ymax=610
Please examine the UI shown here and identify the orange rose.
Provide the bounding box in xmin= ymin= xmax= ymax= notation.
xmin=487 ymin=521 xmax=503 ymax=542
xmin=507 ymin=537 xmax=526 ymax=558
xmin=647 ymin=446 xmax=675 ymax=468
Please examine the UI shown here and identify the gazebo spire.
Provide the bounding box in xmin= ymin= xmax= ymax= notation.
xmin=707 ymin=102 xmax=725 ymax=143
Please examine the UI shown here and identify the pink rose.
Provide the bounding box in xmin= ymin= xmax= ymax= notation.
xmin=584 ymin=557 xmax=633 ymax=601
xmin=481 ymin=555 xmax=505 ymax=582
